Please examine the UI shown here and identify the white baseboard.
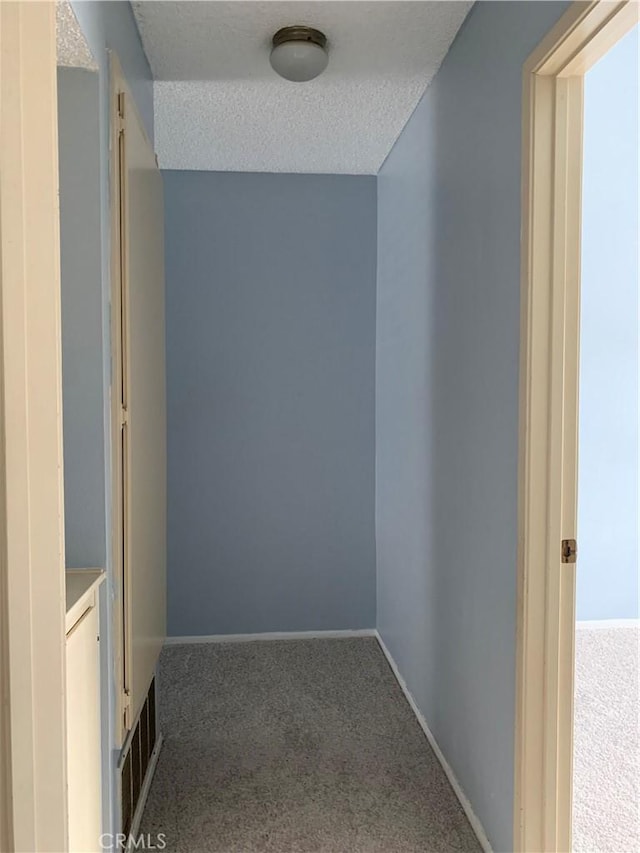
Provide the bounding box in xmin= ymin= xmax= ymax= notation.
xmin=374 ymin=632 xmax=493 ymax=853
xmin=127 ymin=734 xmax=163 ymax=850
xmin=576 ymin=618 xmax=639 ymax=629
xmin=165 ymin=628 xmax=377 ymax=646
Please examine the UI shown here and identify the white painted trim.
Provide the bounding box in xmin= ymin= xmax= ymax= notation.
xmin=576 ymin=619 xmax=639 ymax=630
xmin=515 ymin=5 xmax=639 ymax=849
xmin=0 ymin=3 xmax=68 ymax=849
xmin=374 ymin=633 xmax=493 ymax=853
xmin=110 ymin=54 xmax=167 ymax=742
xmin=164 ymin=629 xmax=377 ymax=646
xmin=126 ymin=735 xmax=164 ymax=852
xmin=110 ymin=53 xmax=129 ymax=749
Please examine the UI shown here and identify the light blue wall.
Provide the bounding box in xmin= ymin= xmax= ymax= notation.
xmin=61 ymin=3 xmax=153 ymax=569
xmin=71 ymin=0 xmax=154 ymax=143
xmin=577 ymin=27 xmax=639 ymax=621
xmin=375 ymin=3 xmax=569 ymax=850
xmin=58 ymin=68 xmax=104 ymax=569
xmin=66 ymin=2 xmax=153 ymax=841
xmin=163 ymin=171 xmax=377 ymax=637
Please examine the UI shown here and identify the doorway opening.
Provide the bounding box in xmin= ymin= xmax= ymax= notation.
xmin=572 ymin=22 xmax=639 ymax=852
xmin=516 ymin=3 xmax=639 ymax=851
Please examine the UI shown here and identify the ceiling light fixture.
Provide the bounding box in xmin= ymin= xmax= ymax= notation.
xmin=270 ymin=26 xmax=328 ymax=82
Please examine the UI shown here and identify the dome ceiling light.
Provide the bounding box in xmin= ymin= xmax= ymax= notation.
xmin=269 ymin=26 xmax=329 ymax=82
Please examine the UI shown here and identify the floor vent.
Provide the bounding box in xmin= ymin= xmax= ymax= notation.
xmin=121 ymin=678 xmax=157 ymax=837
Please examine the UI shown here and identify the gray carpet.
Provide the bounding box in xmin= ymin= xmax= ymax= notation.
xmin=140 ymin=638 xmax=481 ymax=852
xmin=573 ymin=623 xmax=639 ymax=853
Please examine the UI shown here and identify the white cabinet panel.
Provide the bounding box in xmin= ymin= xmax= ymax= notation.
xmin=66 ymin=596 xmax=101 ymax=852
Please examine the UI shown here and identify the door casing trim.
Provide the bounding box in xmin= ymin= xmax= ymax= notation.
xmin=0 ymin=2 xmax=68 ymax=849
xmin=110 ymin=52 xmax=131 ymax=749
xmin=515 ymin=3 xmax=639 ymax=851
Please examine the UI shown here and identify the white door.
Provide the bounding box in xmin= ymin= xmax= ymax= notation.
xmin=111 ymin=58 xmax=167 ymax=740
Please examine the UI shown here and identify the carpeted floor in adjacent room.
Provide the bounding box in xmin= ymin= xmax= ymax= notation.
xmin=140 ymin=637 xmax=481 ymax=852
xmin=572 ymin=622 xmax=640 ymax=853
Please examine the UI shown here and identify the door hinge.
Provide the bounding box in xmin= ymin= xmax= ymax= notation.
xmin=561 ymin=538 xmax=577 ymax=564
xmin=123 ymin=689 xmax=132 ymax=731
xmin=120 ymin=406 xmax=128 ymax=428
xmin=116 ymin=92 xmax=125 ymax=132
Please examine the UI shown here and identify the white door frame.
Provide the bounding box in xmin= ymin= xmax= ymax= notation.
xmin=109 ymin=53 xmax=167 ymax=749
xmin=0 ymin=2 xmax=68 ymax=850
xmin=514 ymin=2 xmax=639 ymax=851
xmin=110 ymin=53 xmax=133 ymax=747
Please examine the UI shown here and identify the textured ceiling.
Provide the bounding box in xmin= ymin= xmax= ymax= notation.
xmin=133 ymin=1 xmax=472 ymax=174
xmin=56 ymin=0 xmax=97 ymax=69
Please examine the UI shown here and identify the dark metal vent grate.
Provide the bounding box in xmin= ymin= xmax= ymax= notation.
xmin=121 ymin=678 xmax=157 ymax=835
